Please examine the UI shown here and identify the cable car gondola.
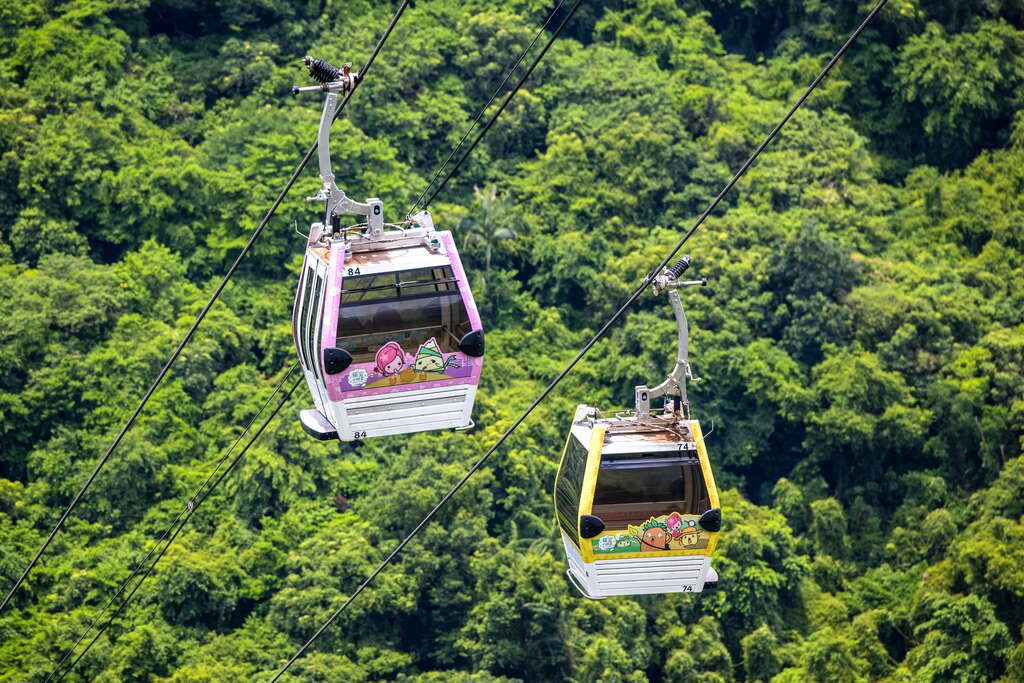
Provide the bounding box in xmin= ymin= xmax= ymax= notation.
xmin=290 ymin=58 xmax=484 ymax=442
xmin=554 ymin=257 xmax=721 ymax=598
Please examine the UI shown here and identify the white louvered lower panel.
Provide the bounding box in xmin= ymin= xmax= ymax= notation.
xmin=592 ymin=554 xmax=710 ymax=596
xmin=563 ymin=537 xmax=586 ymax=576
xmin=563 ymin=535 xmax=713 ymax=598
xmin=330 ymin=384 xmax=476 ymax=440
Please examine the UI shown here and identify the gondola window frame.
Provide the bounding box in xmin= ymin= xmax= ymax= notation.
xmin=310 ymin=270 xmax=326 ymax=379
xmin=296 ymin=257 xmax=330 ymax=414
xmin=293 ymin=266 xmax=308 ymax=369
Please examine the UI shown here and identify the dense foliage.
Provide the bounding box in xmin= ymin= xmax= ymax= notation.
xmin=1 ymin=0 xmax=1023 ymax=680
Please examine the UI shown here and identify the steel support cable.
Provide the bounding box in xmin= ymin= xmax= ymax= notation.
xmin=48 ymin=370 xmax=305 ymax=682
xmin=44 ymin=363 xmax=300 ymax=682
xmin=271 ymin=1 xmax=888 ymax=678
xmin=407 ymin=0 xmax=570 ymax=216
xmin=417 ymin=0 xmax=585 ymax=213
xmin=0 ymin=0 xmax=412 ymax=617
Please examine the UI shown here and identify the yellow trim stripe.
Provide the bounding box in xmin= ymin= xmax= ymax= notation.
xmin=691 ymin=420 xmax=720 ymax=557
xmin=592 ymin=549 xmax=714 ymax=561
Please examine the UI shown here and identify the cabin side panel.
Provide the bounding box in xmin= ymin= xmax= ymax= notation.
xmin=306 ymin=254 xmax=330 ymax=414
xmin=320 ymin=240 xmax=345 ymax=400
xmin=438 ymin=231 xmax=483 ymax=333
xmin=691 ymin=421 xmax=721 ymax=510
xmin=295 ymin=251 xmax=330 ymax=415
xmin=554 ymin=430 xmax=589 ymax=549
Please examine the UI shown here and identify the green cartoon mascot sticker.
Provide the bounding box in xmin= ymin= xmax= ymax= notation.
xmin=414 ymin=338 xmax=461 ymax=373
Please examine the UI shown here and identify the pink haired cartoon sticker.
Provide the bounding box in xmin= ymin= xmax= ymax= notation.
xmin=374 ymin=341 xmax=406 ymax=377
xmin=666 ymin=512 xmax=684 ymax=538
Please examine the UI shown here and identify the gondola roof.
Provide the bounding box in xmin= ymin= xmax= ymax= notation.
xmin=345 ymin=244 xmax=450 ymax=272
xmin=571 ymin=411 xmax=699 ymax=454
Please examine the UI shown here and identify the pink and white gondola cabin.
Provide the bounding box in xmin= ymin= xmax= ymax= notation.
xmin=293 ymin=216 xmax=484 ymax=441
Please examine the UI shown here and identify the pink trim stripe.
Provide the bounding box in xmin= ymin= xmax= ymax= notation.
xmin=341 ymin=375 xmax=475 ymax=398
xmin=440 ymin=232 xmax=483 ymax=386
xmin=322 ymin=241 xmax=345 ymax=400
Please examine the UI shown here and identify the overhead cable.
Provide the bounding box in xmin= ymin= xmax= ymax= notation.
xmin=416 ymin=0 xmax=585 ymax=212
xmin=407 ymin=0 xmax=571 ymax=216
xmin=270 ymin=1 xmax=889 ymax=678
xmin=49 ymin=367 xmax=304 ymax=681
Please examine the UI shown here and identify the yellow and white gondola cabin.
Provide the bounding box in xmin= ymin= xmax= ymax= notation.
xmin=554 ymin=256 xmax=721 ymax=598
xmin=554 ymin=406 xmax=721 ymax=598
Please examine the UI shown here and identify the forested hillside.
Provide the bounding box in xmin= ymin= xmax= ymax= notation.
xmin=1 ymin=0 xmax=1023 ymax=680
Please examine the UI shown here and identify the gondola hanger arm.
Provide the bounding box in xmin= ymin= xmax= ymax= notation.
xmin=635 ymin=256 xmax=707 ymax=418
xmin=293 ymin=56 xmax=384 ymax=238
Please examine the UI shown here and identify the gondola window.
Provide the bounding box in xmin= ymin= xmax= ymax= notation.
xmin=310 ymin=272 xmax=325 ymax=379
xmin=298 ymin=265 xmax=316 ymax=370
xmin=592 ymin=456 xmax=710 ymax=530
xmin=337 ymin=267 xmax=471 ymax=362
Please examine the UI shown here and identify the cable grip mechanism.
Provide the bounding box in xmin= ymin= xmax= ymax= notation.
xmin=291 ymin=56 xmax=360 ymax=95
xmin=652 ymin=254 xmax=707 ymax=295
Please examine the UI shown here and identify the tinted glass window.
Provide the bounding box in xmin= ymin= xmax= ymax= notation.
xmin=341 ymin=273 xmax=399 ymax=301
xmin=336 ymin=267 xmax=471 ymax=363
xmin=292 ymin=269 xmax=306 ymax=367
xmin=303 ymin=269 xmax=322 ymax=376
xmin=555 ymin=436 xmax=588 ymax=547
xmin=398 ymin=267 xmax=457 ymax=296
xmin=292 ymin=268 xmax=303 ymax=368
xmin=592 ymin=457 xmax=710 ymax=530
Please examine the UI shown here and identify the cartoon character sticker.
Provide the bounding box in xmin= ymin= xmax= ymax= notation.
xmin=355 ymin=338 xmax=469 ymax=390
xmin=616 ymin=534 xmax=639 ymax=551
xmin=665 ymin=512 xmax=702 ymax=550
xmin=638 ymin=519 xmax=670 ymax=551
xmin=592 ymin=532 xmax=641 ymax=554
xmin=677 ymin=523 xmax=702 ymax=549
xmin=414 ymin=338 xmax=461 ymax=373
xmin=590 ymin=512 xmax=712 ymax=555
xmin=666 ymin=512 xmax=685 ymax=538
xmin=374 ymin=341 xmax=406 ymax=377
